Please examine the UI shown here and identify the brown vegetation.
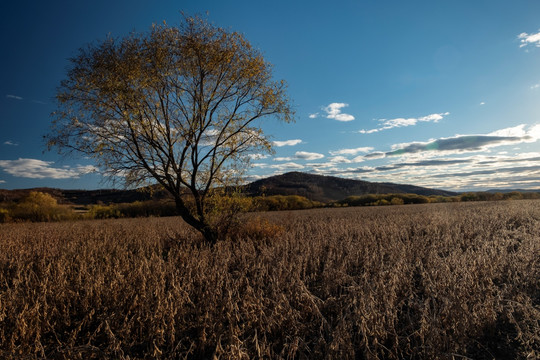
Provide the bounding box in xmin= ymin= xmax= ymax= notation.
xmin=0 ymin=201 xmax=539 ymax=359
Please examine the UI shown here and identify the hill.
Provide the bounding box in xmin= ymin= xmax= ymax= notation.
xmin=0 ymin=172 xmax=456 ymax=205
xmin=244 ymin=172 xmax=456 ymax=202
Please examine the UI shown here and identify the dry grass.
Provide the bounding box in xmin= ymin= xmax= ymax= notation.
xmin=0 ymin=200 xmax=539 ymax=359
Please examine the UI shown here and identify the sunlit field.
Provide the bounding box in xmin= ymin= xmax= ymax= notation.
xmin=1 ymin=200 xmax=539 ymax=359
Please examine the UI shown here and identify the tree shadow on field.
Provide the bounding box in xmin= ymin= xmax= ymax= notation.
xmin=466 ymin=315 xmax=520 ymax=360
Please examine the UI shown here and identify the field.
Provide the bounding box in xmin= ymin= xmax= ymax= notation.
xmin=1 ymin=201 xmax=539 ymax=359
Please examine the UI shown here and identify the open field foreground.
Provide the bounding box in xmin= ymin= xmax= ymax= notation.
xmin=1 ymin=201 xmax=539 ymax=359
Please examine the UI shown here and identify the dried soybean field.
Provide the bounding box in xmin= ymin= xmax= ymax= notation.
xmin=1 ymin=200 xmax=539 ymax=359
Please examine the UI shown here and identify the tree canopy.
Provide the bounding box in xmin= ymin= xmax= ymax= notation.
xmin=47 ymin=16 xmax=293 ymax=243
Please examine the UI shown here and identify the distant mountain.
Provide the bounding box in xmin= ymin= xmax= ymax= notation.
xmin=0 ymin=172 xmax=457 ymax=205
xmin=244 ymin=172 xmax=457 ymax=202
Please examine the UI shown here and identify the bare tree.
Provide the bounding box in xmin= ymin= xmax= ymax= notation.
xmin=47 ymin=16 xmax=293 ymax=244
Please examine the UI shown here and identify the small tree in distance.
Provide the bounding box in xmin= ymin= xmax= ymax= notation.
xmin=47 ymin=16 xmax=293 ymax=244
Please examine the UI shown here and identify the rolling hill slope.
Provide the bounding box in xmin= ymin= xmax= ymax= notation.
xmin=244 ymin=172 xmax=457 ymax=202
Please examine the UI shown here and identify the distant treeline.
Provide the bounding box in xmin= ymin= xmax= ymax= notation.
xmin=337 ymin=191 xmax=540 ymax=207
xmin=1 ymin=190 xmax=539 ymax=223
xmin=0 ymin=192 xmax=323 ymax=223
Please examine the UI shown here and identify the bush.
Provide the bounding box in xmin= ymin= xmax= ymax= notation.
xmin=10 ymin=192 xmax=75 ymax=222
xmin=0 ymin=208 xmax=11 ymax=223
xmin=87 ymin=204 xmax=122 ymax=219
xmin=227 ymin=216 xmax=285 ymax=241
xmin=338 ymin=193 xmax=431 ymax=207
xmin=504 ymin=191 xmax=524 ymax=200
xmin=115 ymin=200 xmax=177 ymax=218
xmin=253 ymin=195 xmax=322 ymax=211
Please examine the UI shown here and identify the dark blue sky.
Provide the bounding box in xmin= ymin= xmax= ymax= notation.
xmin=2 ymin=0 xmax=540 ymax=190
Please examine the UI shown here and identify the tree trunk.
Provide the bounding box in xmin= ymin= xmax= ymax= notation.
xmin=199 ymin=225 xmax=219 ymax=245
xmin=174 ymin=198 xmax=218 ymax=245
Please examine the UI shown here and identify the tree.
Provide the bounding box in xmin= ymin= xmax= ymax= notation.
xmin=47 ymin=16 xmax=293 ymax=244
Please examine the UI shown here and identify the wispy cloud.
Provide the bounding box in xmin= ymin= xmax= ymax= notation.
xmin=275 ymin=151 xmax=325 ymax=161
xmin=0 ymin=158 xmax=97 ymax=179
xmin=6 ymin=94 xmax=23 ymax=100
xmin=329 ymin=146 xmax=374 ymax=156
xmin=270 ymin=162 xmax=305 ymax=170
xmin=362 ymin=124 xmax=540 ymax=159
xmin=0 ymin=180 xmax=5 ymax=184
xmin=359 ymin=112 xmax=449 ymax=134
xmin=488 ymin=124 xmax=538 ymax=138
xmin=3 ymin=140 xmax=18 ymax=146
xmin=273 ymin=139 xmax=303 ymax=147
xmin=375 ymin=159 xmax=472 ymax=171
xmin=518 ymin=30 xmax=540 ymax=48
xmin=430 ymin=165 xmax=540 ymax=179
xmin=309 ymin=153 xmax=540 ymax=191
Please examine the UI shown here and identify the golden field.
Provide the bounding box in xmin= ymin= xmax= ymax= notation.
xmin=1 ymin=201 xmax=539 ymax=359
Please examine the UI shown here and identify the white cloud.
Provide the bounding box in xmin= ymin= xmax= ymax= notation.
xmin=480 ymin=102 xmax=486 ymax=105
xmin=351 ymin=155 xmax=366 ymax=163
xmin=0 ymin=180 xmax=5 ymax=184
xmin=324 ymin=103 xmax=355 ymax=122
xmin=6 ymin=94 xmax=23 ymax=100
xmin=518 ymin=30 xmax=540 ymax=48
xmin=306 ymin=155 xmax=366 ymax=169
xmin=273 ymin=139 xmax=303 ymax=147
xmin=328 ymin=156 xmax=352 ymax=164
xmin=309 ymin=113 xmax=319 ymax=119
xmin=488 ymin=124 xmax=528 ymax=138
xmin=243 ymin=174 xmax=269 ymax=182
xmin=3 ymin=140 xmax=18 ymax=146
xmin=368 ymin=124 xmax=540 ymax=159
xmin=0 ymin=158 xmax=97 ymax=179
xmin=251 ymin=163 xmax=269 ymax=168
xmin=364 ymin=152 xmax=386 ymax=159
xmin=312 ymin=152 xmax=540 ymax=191
xmin=247 ymin=154 xmax=269 ymax=160
xmin=270 ymin=162 xmax=305 ymax=170
xmin=329 ymin=146 xmax=374 ymax=156
xmin=531 ymin=84 xmax=540 ymax=90
xmin=359 ymin=112 xmax=449 ymax=134
xmin=528 ymin=124 xmax=540 ymax=139
xmin=274 ymin=151 xmax=325 ymax=161
xmin=294 ymin=151 xmax=324 ymax=160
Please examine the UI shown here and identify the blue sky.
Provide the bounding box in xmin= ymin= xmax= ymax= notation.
xmin=2 ymin=0 xmax=540 ymax=191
